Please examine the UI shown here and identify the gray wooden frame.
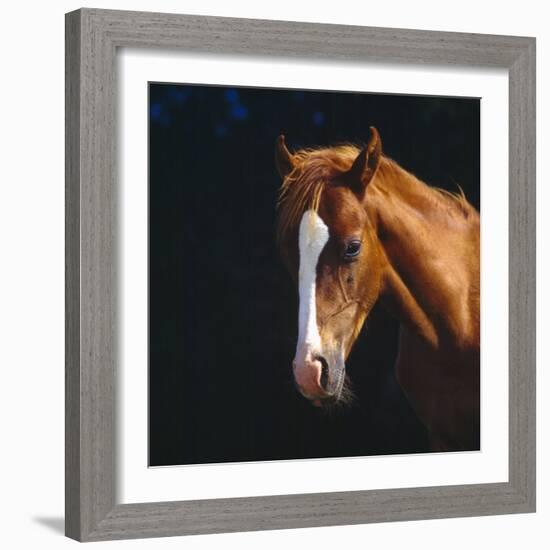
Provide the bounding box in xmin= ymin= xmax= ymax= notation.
xmin=65 ymin=8 xmax=536 ymax=542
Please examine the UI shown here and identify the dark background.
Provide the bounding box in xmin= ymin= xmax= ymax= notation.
xmin=149 ymin=83 xmax=480 ymax=466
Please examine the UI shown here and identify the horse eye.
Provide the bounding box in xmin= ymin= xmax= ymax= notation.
xmin=344 ymin=240 xmax=361 ymax=260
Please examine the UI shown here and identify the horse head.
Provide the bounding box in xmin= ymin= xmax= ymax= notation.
xmin=275 ymin=128 xmax=385 ymax=407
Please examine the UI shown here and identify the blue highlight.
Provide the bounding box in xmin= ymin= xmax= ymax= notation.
xmin=224 ymin=89 xmax=240 ymax=103
xmin=223 ymin=89 xmax=248 ymax=122
xmin=150 ymin=103 xmax=172 ymax=127
xmin=150 ymin=103 xmax=162 ymax=120
xmin=230 ymin=103 xmax=248 ymax=121
xmin=167 ymin=87 xmax=191 ymax=104
xmin=312 ymin=111 xmax=325 ymax=126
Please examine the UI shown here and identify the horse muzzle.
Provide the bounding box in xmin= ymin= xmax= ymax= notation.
xmin=293 ymin=347 xmax=346 ymax=405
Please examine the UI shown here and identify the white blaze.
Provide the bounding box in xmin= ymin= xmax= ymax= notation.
xmin=295 ymin=210 xmax=329 ymax=363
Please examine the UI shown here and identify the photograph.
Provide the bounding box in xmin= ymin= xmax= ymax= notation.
xmin=148 ymin=83 xmax=481 ymax=466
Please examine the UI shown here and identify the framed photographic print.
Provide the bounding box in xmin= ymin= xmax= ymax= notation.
xmin=65 ymin=8 xmax=536 ymax=542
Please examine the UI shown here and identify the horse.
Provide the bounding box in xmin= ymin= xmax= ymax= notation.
xmin=275 ymin=127 xmax=480 ymax=452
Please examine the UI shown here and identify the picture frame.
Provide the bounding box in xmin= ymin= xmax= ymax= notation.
xmin=65 ymin=7 xmax=536 ymax=542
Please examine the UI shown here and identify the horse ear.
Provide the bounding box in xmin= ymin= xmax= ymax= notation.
xmin=345 ymin=126 xmax=382 ymax=195
xmin=275 ymin=135 xmax=295 ymax=179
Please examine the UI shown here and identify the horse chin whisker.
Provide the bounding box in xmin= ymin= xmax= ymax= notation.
xmin=339 ymin=375 xmax=357 ymax=406
xmin=315 ymin=375 xmax=357 ymax=415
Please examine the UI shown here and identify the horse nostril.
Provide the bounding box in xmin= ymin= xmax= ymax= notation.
xmin=315 ymin=355 xmax=329 ymax=390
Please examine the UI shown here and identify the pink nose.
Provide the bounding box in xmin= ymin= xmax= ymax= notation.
xmin=293 ymin=357 xmax=325 ymax=398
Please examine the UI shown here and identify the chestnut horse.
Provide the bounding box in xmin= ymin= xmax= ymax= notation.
xmin=275 ymin=128 xmax=480 ymax=452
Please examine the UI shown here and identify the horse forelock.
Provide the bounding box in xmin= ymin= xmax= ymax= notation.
xmin=276 ymin=145 xmax=362 ymax=245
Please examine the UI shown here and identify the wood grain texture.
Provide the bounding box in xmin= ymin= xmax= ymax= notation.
xmin=508 ymin=40 xmax=536 ymax=508
xmin=65 ymin=10 xmax=81 ymax=541
xmin=65 ymin=7 xmax=536 ymax=542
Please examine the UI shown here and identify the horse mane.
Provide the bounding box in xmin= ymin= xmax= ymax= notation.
xmin=276 ymin=143 xmax=477 ymax=244
xmin=373 ymin=156 xmax=476 ymax=221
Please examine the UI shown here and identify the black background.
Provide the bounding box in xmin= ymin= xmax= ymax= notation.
xmin=149 ymin=83 xmax=480 ymax=466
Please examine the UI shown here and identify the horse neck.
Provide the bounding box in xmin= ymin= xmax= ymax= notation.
xmin=365 ymin=157 xmax=479 ymax=350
